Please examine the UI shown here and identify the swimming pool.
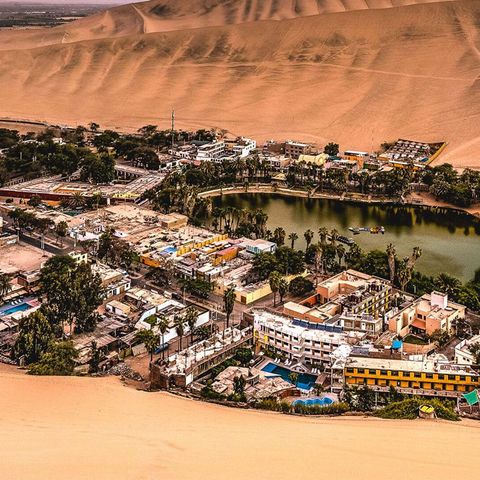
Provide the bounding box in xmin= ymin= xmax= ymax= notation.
xmin=293 ymin=397 xmax=334 ymax=407
xmin=1 ymin=303 xmax=31 ymax=316
xmin=261 ymin=362 xmax=317 ymax=390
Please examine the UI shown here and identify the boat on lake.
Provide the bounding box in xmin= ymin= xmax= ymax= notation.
xmin=349 ymin=226 xmax=385 ymax=235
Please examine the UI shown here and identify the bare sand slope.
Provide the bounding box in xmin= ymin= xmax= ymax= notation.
xmin=1 ymin=365 xmax=480 ymax=480
xmin=0 ymin=0 xmax=479 ymax=167
xmin=0 ymin=0 xmax=460 ymax=50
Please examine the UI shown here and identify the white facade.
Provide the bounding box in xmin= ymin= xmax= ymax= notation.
xmin=232 ymin=138 xmax=256 ymax=158
xmin=254 ymin=311 xmax=364 ymax=366
xmin=196 ymin=141 xmax=225 ymax=162
xmin=455 ymin=335 xmax=480 ymax=365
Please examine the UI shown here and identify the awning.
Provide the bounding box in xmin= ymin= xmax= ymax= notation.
xmin=463 ymin=390 xmax=479 ymax=406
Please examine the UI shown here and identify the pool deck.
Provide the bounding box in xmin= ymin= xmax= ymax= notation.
xmin=257 ymin=357 xmax=323 ymax=390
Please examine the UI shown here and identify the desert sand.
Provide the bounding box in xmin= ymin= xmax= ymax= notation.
xmin=1 ymin=364 xmax=480 ymax=480
xmin=0 ymin=0 xmax=479 ymax=168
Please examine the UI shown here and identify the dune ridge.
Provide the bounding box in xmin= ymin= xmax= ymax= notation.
xmin=0 ymin=0 xmax=479 ymax=167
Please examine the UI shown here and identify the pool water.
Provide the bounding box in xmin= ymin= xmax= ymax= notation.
xmin=261 ymin=362 xmax=317 ymax=390
xmin=293 ymin=398 xmax=334 ymax=407
xmin=1 ymin=303 xmax=30 ymax=316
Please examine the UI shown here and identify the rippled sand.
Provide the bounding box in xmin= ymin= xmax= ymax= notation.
xmin=1 ymin=364 xmax=480 ymax=480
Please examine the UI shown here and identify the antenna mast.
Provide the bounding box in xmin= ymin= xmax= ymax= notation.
xmin=171 ymin=108 xmax=175 ymax=149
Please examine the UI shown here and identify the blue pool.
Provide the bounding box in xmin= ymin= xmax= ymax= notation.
xmin=293 ymin=397 xmax=334 ymax=407
xmin=1 ymin=303 xmax=31 ymax=316
xmin=261 ymin=362 xmax=317 ymax=390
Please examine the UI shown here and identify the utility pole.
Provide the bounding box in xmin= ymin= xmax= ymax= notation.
xmin=171 ymin=108 xmax=175 ymax=149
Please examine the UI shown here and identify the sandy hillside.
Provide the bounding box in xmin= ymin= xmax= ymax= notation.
xmin=0 ymin=0 xmax=479 ymax=168
xmin=1 ymin=364 xmax=480 ymax=480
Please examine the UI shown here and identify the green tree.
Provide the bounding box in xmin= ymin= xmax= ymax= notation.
xmin=324 ymin=142 xmax=339 ymax=156
xmin=55 ymin=220 xmax=68 ymax=246
xmin=357 ymin=385 xmax=375 ymax=411
xmin=0 ymin=272 xmax=12 ymax=304
xmin=357 ymin=385 xmax=375 ymax=412
xmin=288 ymin=232 xmax=298 ymax=249
xmin=39 ymin=256 xmax=102 ymax=334
xmin=233 ymin=375 xmax=246 ymax=396
xmin=223 ymin=285 xmax=236 ymax=328
xmin=13 ymin=310 xmax=54 ymax=364
xmin=157 ymin=315 xmax=169 ymax=359
xmin=28 ymin=341 xmax=78 ymax=376
xmin=184 ymin=306 xmax=198 ymax=344
xmin=273 ymin=227 xmax=286 ymax=246
xmin=90 ymin=340 xmax=101 ymax=373
xmin=303 ymin=229 xmax=314 ymax=249
xmin=269 ymin=270 xmax=282 ymax=307
xmin=135 ymin=328 xmax=159 ymax=363
xmin=278 ymin=278 xmax=289 ymax=304
xmin=175 ymin=317 xmax=185 ymax=351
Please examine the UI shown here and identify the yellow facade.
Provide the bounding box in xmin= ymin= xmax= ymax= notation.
xmin=345 ymin=365 xmax=479 ymax=395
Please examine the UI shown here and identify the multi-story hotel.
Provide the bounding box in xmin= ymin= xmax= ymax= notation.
xmin=253 ymin=310 xmax=365 ymax=367
xmin=344 ymin=356 xmax=479 ymax=399
xmin=282 ymin=270 xmax=393 ymax=337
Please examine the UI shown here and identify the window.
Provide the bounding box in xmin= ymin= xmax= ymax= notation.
xmin=390 ymin=371 xmax=399 ymax=376
xmin=368 ymin=369 xmax=377 ymax=375
xmin=426 ymin=373 xmax=433 ymax=379
xmin=459 ymin=376 xmax=466 ymax=381
xmin=380 ymin=370 xmax=387 ymax=376
xmin=414 ymin=373 xmax=421 ymax=378
xmin=357 ymin=368 xmax=365 ymax=374
xmin=346 ymin=368 xmax=354 ymax=373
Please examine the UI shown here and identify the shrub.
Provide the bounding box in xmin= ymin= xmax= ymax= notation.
xmin=289 ymin=276 xmax=314 ymax=297
xmin=255 ymin=399 xmax=350 ymax=416
xmin=375 ymin=398 xmax=458 ymax=421
xmin=200 ymin=383 xmax=225 ymax=401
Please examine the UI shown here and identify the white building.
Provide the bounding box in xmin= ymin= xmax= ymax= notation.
xmin=232 ymin=137 xmax=256 ymax=158
xmin=196 ymin=141 xmax=225 ymax=162
xmin=253 ymin=310 xmax=365 ymax=367
xmin=455 ymin=335 xmax=480 ymax=365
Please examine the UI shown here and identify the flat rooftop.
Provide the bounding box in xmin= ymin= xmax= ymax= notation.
xmin=347 ymin=356 xmax=478 ymax=376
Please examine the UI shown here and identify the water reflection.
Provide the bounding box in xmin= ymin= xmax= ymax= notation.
xmin=213 ymin=194 xmax=480 ymax=282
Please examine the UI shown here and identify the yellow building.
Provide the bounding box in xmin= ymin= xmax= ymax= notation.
xmin=344 ymin=356 xmax=479 ymax=398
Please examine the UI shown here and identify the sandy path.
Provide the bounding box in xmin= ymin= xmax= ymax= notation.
xmin=1 ymin=365 xmax=479 ymax=480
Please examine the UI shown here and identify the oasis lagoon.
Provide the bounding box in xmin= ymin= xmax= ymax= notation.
xmin=212 ymin=193 xmax=480 ymax=282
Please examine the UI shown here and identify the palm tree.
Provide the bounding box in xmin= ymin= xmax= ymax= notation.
xmin=336 ymin=244 xmax=346 ymax=266
xmin=386 ymin=243 xmax=396 ymax=285
xmin=269 ymin=271 xmax=282 ymax=307
xmin=135 ymin=329 xmax=159 ymax=363
xmin=175 ymin=317 xmax=185 ymax=352
xmin=318 ymin=227 xmax=328 ymax=246
xmin=435 ymin=273 xmax=461 ymax=296
xmin=278 ymin=278 xmax=289 ymax=304
xmin=288 ymin=232 xmax=298 ymax=249
xmin=330 ymin=228 xmax=339 ymax=246
xmin=0 ymin=272 xmax=12 ymax=304
xmin=157 ymin=315 xmax=169 ymax=360
xmin=304 ymin=229 xmax=314 ymax=249
xmin=184 ymin=306 xmax=198 ymax=345
xmin=273 ymin=227 xmax=286 ymax=246
xmin=223 ymin=285 xmax=236 ymax=328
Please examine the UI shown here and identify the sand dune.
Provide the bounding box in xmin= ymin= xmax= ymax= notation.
xmin=1 ymin=364 xmax=480 ymax=480
xmin=0 ymin=0 xmax=479 ymax=167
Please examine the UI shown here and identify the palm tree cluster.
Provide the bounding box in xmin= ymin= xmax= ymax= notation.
xmin=212 ymin=206 xmax=268 ymax=238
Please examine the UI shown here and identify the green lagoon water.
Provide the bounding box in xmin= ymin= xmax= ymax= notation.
xmin=213 ymin=193 xmax=480 ymax=282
